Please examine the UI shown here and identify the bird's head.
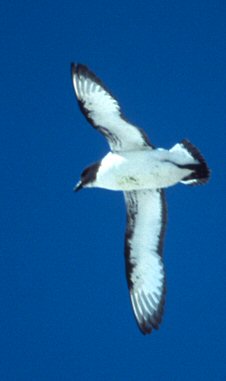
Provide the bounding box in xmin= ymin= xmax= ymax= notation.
xmin=74 ymin=161 xmax=101 ymax=192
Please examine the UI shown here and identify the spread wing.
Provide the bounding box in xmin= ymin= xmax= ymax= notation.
xmin=124 ymin=189 xmax=167 ymax=334
xmin=71 ymin=63 xmax=153 ymax=152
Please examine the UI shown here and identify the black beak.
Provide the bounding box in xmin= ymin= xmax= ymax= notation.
xmin=73 ymin=180 xmax=83 ymax=192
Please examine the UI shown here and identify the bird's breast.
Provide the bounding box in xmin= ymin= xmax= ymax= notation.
xmin=94 ymin=150 xmax=189 ymax=191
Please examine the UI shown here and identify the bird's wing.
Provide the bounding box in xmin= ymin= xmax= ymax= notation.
xmin=124 ymin=189 xmax=167 ymax=334
xmin=71 ymin=64 xmax=153 ymax=152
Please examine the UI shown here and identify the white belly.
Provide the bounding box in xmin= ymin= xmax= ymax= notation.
xmin=94 ymin=150 xmax=192 ymax=191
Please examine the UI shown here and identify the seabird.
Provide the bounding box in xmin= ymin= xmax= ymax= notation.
xmin=71 ymin=63 xmax=210 ymax=334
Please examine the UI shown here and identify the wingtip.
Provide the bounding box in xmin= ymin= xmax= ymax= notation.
xmin=71 ymin=62 xmax=77 ymax=76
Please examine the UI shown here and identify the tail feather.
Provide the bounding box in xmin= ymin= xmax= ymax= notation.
xmin=173 ymin=139 xmax=210 ymax=186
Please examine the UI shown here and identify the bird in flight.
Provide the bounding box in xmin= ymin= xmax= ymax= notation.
xmin=71 ymin=63 xmax=210 ymax=334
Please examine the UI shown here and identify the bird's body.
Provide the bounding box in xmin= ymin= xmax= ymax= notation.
xmin=87 ymin=147 xmax=199 ymax=191
xmin=71 ymin=63 xmax=210 ymax=334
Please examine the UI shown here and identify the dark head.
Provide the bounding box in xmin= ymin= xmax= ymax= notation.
xmin=74 ymin=161 xmax=101 ymax=192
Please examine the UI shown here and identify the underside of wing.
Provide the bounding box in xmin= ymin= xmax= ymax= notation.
xmin=124 ymin=189 xmax=167 ymax=334
xmin=71 ymin=63 xmax=153 ymax=152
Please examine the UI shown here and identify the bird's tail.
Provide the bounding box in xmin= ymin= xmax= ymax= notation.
xmin=170 ymin=139 xmax=210 ymax=185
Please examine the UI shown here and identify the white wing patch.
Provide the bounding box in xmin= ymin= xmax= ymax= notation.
xmin=71 ymin=64 xmax=153 ymax=152
xmin=124 ymin=189 xmax=167 ymax=334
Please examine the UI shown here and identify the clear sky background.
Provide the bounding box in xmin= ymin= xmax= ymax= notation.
xmin=1 ymin=1 xmax=226 ymax=380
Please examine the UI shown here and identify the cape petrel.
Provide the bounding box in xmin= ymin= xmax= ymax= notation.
xmin=71 ymin=63 xmax=210 ymax=334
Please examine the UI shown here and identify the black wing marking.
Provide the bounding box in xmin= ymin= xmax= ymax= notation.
xmin=124 ymin=189 xmax=167 ymax=334
xmin=71 ymin=63 xmax=153 ymax=152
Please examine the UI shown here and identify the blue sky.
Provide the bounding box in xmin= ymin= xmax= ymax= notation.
xmin=1 ymin=1 xmax=226 ymax=380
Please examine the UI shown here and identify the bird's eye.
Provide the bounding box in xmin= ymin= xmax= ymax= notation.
xmin=81 ymin=167 xmax=89 ymax=178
